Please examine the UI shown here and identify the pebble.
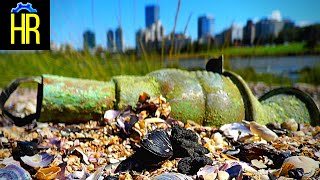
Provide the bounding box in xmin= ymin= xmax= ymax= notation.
xmin=281 ymin=119 xmax=298 ymax=131
xmin=282 ymin=156 xmax=319 ymax=177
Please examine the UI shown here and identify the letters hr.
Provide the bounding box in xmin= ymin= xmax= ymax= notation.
xmin=11 ymin=13 xmax=40 ymax=44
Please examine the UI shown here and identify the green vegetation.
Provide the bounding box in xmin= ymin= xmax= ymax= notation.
xmin=234 ymin=67 xmax=292 ymax=85
xmin=0 ymin=51 xmax=164 ymax=88
xmin=0 ymin=42 xmax=319 ymax=89
xmin=176 ymin=42 xmax=319 ymax=59
xmin=299 ymin=64 xmax=320 ymax=85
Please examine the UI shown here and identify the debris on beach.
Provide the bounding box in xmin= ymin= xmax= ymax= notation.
xmin=0 ymin=92 xmax=319 ymax=180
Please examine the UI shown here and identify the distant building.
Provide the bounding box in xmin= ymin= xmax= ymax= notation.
xmin=136 ymin=21 xmax=165 ymax=53
xmin=145 ymin=5 xmax=159 ymax=28
xmin=215 ymin=24 xmax=243 ymax=46
xmin=198 ymin=15 xmax=214 ymax=43
xmin=115 ymin=27 xmax=124 ymax=53
xmin=163 ymin=33 xmax=192 ymax=54
xmin=107 ymin=30 xmax=115 ymax=52
xmin=255 ymin=18 xmax=284 ymax=44
xmin=243 ymin=20 xmax=255 ymax=46
xmin=83 ymin=30 xmax=96 ymax=49
xmin=283 ymin=19 xmax=295 ymax=30
xmin=231 ymin=24 xmax=243 ymax=45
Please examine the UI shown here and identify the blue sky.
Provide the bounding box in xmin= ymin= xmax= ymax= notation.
xmin=50 ymin=0 xmax=320 ymax=49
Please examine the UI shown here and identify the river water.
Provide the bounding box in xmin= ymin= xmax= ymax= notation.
xmin=166 ymin=55 xmax=320 ymax=80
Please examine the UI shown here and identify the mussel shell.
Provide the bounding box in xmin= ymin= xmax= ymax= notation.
xmin=116 ymin=130 xmax=173 ymax=172
xmin=140 ymin=130 xmax=173 ymax=158
xmin=152 ymin=172 xmax=193 ymax=180
xmin=0 ymin=164 xmax=32 ymax=180
xmin=12 ymin=141 xmax=38 ymax=161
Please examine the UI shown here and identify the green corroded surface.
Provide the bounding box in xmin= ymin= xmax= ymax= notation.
xmin=260 ymin=95 xmax=310 ymax=124
xmin=148 ymin=69 xmax=205 ymax=124
xmin=36 ymin=69 xmax=314 ymax=126
xmin=39 ymin=75 xmax=115 ymax=123
xmin=196 ymin=71 xmax=245 ymax=126
xmin=112 ymin=75 xmax=161 ymax=109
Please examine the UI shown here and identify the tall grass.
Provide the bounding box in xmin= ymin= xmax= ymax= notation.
xmin=0 ymin=51 xmax=163 ymax=88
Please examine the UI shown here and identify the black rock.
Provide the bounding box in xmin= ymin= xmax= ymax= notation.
xmin=288 ymin=168 xmax=304 ymax=180
xmin=178 ymin=156 xmax=213 ymax=175
xmin=171 ymin=124 xmax=199 ymax=142
xmin=171 ymin=125 xmax=209 ymax=158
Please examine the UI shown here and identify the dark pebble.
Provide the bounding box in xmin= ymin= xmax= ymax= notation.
xmin=288 ymin=168 xmax=304 ymax=180
xmin=171 ymin=124 xmax=199 ymax=142
xmin=178 ymin=156 xmax=213 ymax=175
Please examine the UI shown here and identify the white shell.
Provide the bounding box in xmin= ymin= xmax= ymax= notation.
xmin=220 ymin=123 xmax=252 ymax=141
xmin=251 ymin=159 xmax=267 ymax=169
xmin=217 ymin=171 xmax=229 ymax=180
xmin=249 ymin=122 xmax=278 ymax=142
xmin=283 ymin=156 xmax=319 ymax=177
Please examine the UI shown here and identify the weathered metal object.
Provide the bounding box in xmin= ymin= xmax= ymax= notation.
xmin=1 ymin=57 xmax=319 ymax=126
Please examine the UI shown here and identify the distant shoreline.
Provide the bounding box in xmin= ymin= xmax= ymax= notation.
xmin=169 ymin=43 xmax=320 ymax=60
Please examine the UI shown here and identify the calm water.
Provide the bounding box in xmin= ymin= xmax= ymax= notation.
xmin=166 ymin=55 xmax=320 ymax=80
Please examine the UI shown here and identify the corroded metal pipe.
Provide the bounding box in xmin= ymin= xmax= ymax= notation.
xmin=1 ymin=58 xmax=319 ymax=127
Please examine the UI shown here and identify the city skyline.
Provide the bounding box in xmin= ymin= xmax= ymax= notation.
xmin=51 ymin=0 xmax=320 ymax=49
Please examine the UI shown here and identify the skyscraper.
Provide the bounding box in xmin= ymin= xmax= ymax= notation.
xmin=243 ymin=20 xmax=255 ymax=45
xmin=145 ymin=5 xmax=159 ymax=28
xmin=107 ymin=30 xmax=115 ymax=52
xmin=115 ymin=27 xmax=124 ymax=53
xmin=83 ymin=30 xmax=96 ymax=49
xmin=198 ymin=15 xmax=214 ymax=42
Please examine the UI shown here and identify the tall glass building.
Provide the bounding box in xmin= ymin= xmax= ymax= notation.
xmin=198 ymin=15 xmax=214 ymax=40
xmin=83 ymin=30 xmax=96 ymax=49
xmin=115 ymin=27 xmax=123 ymax=53
xmin=107 ymin=30 xmax=115 ymax=52
xmin=145 ymin=5 xmax=159 ymax=28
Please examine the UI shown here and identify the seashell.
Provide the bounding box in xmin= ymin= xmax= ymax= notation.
xmin=282 ymin=156 xmax=319 ymax=177
xmin=152 ymin=172 xmax=193 ymax=180
xmin=249 ymin=122 xmax=278 ymax=142
xmin=70 ymin=147 xmax=90 ymax=165
xmin=12 ymin=141 xmax=38 ymax=160
xmin=34 ymin=166 xmax=61 ymax=180
xmin=220 ymin=123 xmax=252 ymax=141
xmin=0 ymin=164 xmax=32 ymax=180
xmin=69 ymin=170 xmax=86 ymax=179
xmin=86 ymin=165 xmax=105 ymax=180
xmin=139 ymin=130 xmax=173 ymax=160
xmin=20 ymin=152 xmax=54 ymax=168
xmin=115 ymin=130 xmax=173 ymax=172
xmin=288 ymin=168 xmax=304 ymax=179
xmin=225 ymin=164 xmax=242 ymax=179
xmin=138 ymin=92 xmax=150 ymax=103
xmin=104 ymin=110 xmax=121 ymax=122
xmin=0 ymin=157 xmax=20 ymax=166
xmin=144 ymin=117 xmax=166 ymax=124
xmin=217 ymin=171 xmax=229 ymax=180
xmin=197 ymin=165 xmax=218 ymax=180
xmin=281 ymin=118 xmax=298 ymax=131
xmin=251 ymin=159 xmax=267 ymax=169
